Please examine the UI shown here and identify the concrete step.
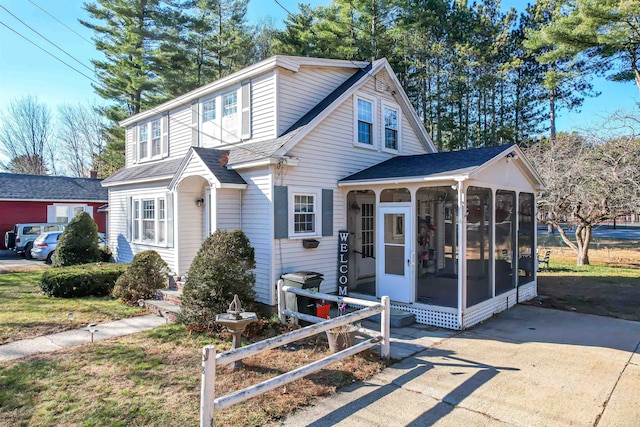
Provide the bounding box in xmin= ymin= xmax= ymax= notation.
xmin=157 ymin=289 xmax=182 ymax=305
xmin=369 ymin=310 xmax=416 ymax=328
xmin=144 ymin=299 xmax=180 ymax=322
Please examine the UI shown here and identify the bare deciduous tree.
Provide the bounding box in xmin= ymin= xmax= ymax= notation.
xmin=525 ymin=116 xmax=640 ymax=265
xmin=58 ymin=103 xmax=108 ymax=177
xmin=0 ymin=96 xmax=56 ymax=175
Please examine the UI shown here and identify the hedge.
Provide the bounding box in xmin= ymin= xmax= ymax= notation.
xmin=40 ymin=263 xmax=128 ymax=298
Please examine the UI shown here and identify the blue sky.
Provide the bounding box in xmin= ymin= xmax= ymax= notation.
xmin=0 ymin=0 xmax=637 ymax=135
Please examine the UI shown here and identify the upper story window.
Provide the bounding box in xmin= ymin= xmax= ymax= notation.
xmin=383 ymin=106 xmax=399 ymax=151
xmin=137 ymin=118 xmax=162 ymax=161
xmin=151 ymin=120 xmax=161 ymax=157
xmin=223 ymin=92 xmax=237 ymax=117
xmin=139 ymin=124 xmax=148 ymax=159
xmin=357 ymin=98 xmax=373 ymax=145
xmin=203 ymin=99 xmax=216 ymax=122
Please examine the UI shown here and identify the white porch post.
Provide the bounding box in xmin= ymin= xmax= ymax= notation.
xmin=456 ymin=180 xmax=466 ymax=329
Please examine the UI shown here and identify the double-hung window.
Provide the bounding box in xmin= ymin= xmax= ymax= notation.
xmin=294 ymin=194 xmax=315 ymax=234
xmin=223 ymin=92 xmax=237 ymax=117
xmin=203 ymin=100 xmax=216 ymax=122
xmin=384 ymin=106 xmax=399 ymax=150
xmin=357 ymin=98 xmax=373 ymax=145
xmin=142 ymin=199 xmax=155 ymax=241
xmin=151 ymin=120 xmax=161 ymax=157
xmin=139 ymin=125 xmax=148 ymax=159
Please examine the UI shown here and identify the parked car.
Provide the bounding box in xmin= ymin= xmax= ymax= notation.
xmin=30 ymin=231 xmax=62 ymax=264
xmin=5 ymin=223 xmax=65 ymax=259
xmin=31 ymin=231 xmax=108 ymax=264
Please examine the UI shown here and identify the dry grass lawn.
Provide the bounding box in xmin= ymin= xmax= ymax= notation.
xmin=0 ymin=324 xmax=386 ymax=427
xmin=531 ymin=246 xmax=640 ymax=321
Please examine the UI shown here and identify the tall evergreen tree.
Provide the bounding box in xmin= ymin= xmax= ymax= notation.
xmin=533 ymin=0 xmax=640 ymax=92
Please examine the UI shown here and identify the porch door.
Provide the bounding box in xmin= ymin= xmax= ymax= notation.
xmin=377 ymin=205 xmax=412 ymax=302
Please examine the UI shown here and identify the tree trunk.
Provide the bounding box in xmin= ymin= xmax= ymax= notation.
xmin=575 ymin=224 xmax=591 ymax=266
xmin=549 ymin=89 xmax=556 ymax=145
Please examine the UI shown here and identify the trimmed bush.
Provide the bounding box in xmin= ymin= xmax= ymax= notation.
xmin=179 ymin=229 xmax=256 ymax=332
xmin=112 ymin=250 xmax=169 ymax=304
xmin=53 ymin=212 xmax=102 ymax=267
xmin=40 ymin=263 xmax=127 ymax=298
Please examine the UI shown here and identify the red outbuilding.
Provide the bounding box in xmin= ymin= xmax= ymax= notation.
xmin=0 ymin=173 xmax=108 ymax=249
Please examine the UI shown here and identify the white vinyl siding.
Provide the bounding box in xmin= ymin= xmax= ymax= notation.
xmin=240 ymin=169 xmax=272 ymax=305
xmin=108 ymin=182 xmax=176 ymax=271
xmin=250 ymin=72 xmax=276 ymax=141
xmin=217 ymin=188 xmax=242 ymax=230
xmin=167 ymin=103 xmax=192 ymax=159
xmin=277 ymin=67 xmax=356 ymax=135
xmin=271 ymin=80 xmax=430 ymax=295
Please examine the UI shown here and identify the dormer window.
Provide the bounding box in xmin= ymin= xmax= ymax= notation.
xmin=203 ymin=100 xmax=216 ymax=122
xmin=151 ymin=120 xmax=161 ymax=156
xmin=137 ymin=118 xmax=164 ymax=161
xmin=139 ymin=124 xmax=148 ymax=159
xmin=223 ymin=92 xmax=237 ymax=116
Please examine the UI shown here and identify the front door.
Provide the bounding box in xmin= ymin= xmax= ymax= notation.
xmin=377 ymin=205 xmax=412 ymax=302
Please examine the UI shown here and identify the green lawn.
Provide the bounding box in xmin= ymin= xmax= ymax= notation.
xmin=0 ymin=271 xmax=147 ymax=344
xmin=534 ymin=248 xmax=640 ymax=321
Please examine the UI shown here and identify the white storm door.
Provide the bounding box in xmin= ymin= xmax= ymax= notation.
xmin=377 ymin=205 xmax=412 ymax=302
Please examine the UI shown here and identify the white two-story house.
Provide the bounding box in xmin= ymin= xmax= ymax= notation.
xmin=102 ymin=55 xmax=544 ymax=329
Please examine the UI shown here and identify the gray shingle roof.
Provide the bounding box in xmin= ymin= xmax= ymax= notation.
xmin=101 ymin=158 xmax=183 ymax=185
xmin=340 ymin=145 xmax=514 ymax=182
xmin=0 ymin=173 xmax=107 ymax=201
xmin=192 ymin=147 xmax=246 ymax=185
xmin=227 ymin=62 xmax=374 ymax=166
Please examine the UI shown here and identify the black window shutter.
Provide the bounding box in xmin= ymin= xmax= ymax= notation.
xmin=274 ymin=186 xmax=288 ymax=239
xmin=322 ymin=189 xmax=333 ymax=236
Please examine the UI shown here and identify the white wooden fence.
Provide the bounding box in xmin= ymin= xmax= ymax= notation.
xmin=199 ymin=281 xmax=391 ymax=427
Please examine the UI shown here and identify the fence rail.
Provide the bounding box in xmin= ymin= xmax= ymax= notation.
xmin=200 ymin=281 xmax=390 ymax=426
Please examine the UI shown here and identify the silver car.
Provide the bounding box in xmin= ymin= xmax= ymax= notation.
xmin=30 ymin=231 xmax=62 ymax=264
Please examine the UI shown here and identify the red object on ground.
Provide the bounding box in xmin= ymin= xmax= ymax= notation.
xmin=316 ymin=302 xmax=331 ymax=319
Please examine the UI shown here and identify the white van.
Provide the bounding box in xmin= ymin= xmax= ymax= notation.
xmin=5 ymin=223 xmax=66 ymax=259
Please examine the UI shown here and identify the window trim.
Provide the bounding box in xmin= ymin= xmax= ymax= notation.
xmin=288 ymin=187 xmax=322 ymax=239
xmin=381 ymin=101 xmax=401 ymax=153
xmin=131 ymin=196 xmax=168 ymax=246
xmin=137 ymin=118 xmax=163 ymax=162
xmin=353 ymin=95 xmax=377 ymax=150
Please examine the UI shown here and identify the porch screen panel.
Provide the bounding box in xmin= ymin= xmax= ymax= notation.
xmin=518 ymin=192 xmax=535 ymax=285
xmin=383 ymin=213 xmax=405 ymax=276
xmin=495 ymin=190 xmax=516 ymax=295
xmin=466 ymin=187 xmax=492 ymax=308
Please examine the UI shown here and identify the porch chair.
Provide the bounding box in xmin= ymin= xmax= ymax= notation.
xmin=537 ymin=250 xmax=551 ymax=272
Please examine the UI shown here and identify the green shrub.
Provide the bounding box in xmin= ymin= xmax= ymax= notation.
xmin=53 ymin=212 xmax=102 ymax=267
xmin=179 ymin=229 xmax=256 ymax=332
xmin=112 ymin=250 xmax=169 ymax=304
xmin=99 ymin=246 xmax=112 ymax=262
xmin=40 ymin=263 xmax=127 ymax=298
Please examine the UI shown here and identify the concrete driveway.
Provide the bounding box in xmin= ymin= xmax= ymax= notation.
xmin=284 ymin=305 xmax=640 ymax=426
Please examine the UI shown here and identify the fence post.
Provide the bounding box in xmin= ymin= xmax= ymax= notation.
xmin=380 ymin=296 xmax=390 ymax=359
xmin=277 ymin=279 xmax=286 ymax=324
xmin=200 ymin=345 xmax=216 ymax=427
